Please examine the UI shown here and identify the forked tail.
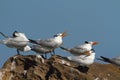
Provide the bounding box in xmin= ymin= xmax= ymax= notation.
xmin=60 ymin=46 xmax=70 ymax=51
xmin=29 ymin=39 xmax=38 ymax=44
xmin=0 ymin=32 xmax=9 ymax=38
xmin=97 ymin=56 xmax=112 ymax=63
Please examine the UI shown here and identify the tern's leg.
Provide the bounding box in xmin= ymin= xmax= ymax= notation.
xmin=50 ymin=50 xmax=55 ymax=56
xmin=52 ymin=50 xmax=55 ymax=55
xmin=50 ymin=52 xmax=52 ymax=56
xmin=45 ymin=54 xmax=47 ymax=58
xmin=17 ymin=49 xmax=20 ymax=55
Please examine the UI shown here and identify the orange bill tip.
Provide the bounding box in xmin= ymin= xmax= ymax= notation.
xmin=92 ymin=42 xmax=99 ymax=45
xmin=61 ymin=32 xmax=68 ymax=38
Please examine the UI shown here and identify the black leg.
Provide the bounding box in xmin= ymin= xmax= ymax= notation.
xmin=52 ymin=50 xmax=55 ymax=55
xmin=50 ymin=52 xmax=53 ymax=57
xmin=44 ymin=54 xmax=47 ymax=59
xmin=17 ymin=49 xmax=20 ymax=55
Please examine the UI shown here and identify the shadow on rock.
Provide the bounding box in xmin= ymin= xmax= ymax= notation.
xmin=74 ymin=66 xmax=89 ymax=73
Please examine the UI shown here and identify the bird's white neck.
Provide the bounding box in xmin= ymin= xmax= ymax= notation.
xmin=89 ymin=52 xmax=95 ymax=60
xmin=54 ymin=36 xmax=62 ymax=43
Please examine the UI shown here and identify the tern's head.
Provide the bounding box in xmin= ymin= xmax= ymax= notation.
xmin=13 ymin=31 xmax=29 ymax=41
xmin=84 ymin=41 xmax=99 ymax=45
xmin=13 ymin=31 xmax=19 ymax=37
xmin=13 ymin=31 xmax=26 ymax=37
xmin=13 ymin=31 xmax=25 ymax=37
xmin=54 ymin=32 xmax=67 ymax=38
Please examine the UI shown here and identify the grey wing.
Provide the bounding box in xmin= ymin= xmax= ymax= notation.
xmin=72 ymin=45 xmax=88 ymax=53
xmin=69 ymin=48 xmax=86 ymax=56
xmin=38 ymin=39 xmax=57 ymax=48
xmin=6 ymin=38 xmax=28 ymax=47
xmin=31 ymin=45 xmax=52 ymax=54
xmin=74 ymin=45 xmax=82 ymax=49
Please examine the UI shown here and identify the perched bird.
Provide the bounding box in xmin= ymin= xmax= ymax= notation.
xmin=29 ymin=32 xmax=67 ymax=55
xmin=60 ymin=41 xmax=98 ymax=56
xmin=0 ymin=31 xmax=30 ymax=54
xmin=97 ymin=56 xmax=120 ymax=67
xmin=67 ymin=49 xmax=96 ymax=66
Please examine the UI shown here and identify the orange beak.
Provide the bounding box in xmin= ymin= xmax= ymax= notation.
xmin=61 ymin=32 xmax=68 ymax=38
xmin=92 ymin=42 xmax=99 ymax=45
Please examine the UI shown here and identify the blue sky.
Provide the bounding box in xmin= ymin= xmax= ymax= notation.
xmin=0 ymin=0 xmax=120 ymax=67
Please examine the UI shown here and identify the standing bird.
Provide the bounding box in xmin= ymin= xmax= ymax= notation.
xmin=0 ymin=31 xmax=30 ymax=55
xmin=97 ymin=56 xmax=120 ymax=67
xmin=29 ymin=32 xmax=67 ymax=55
xmin=60 ymin=41 xmax=99 ymax=56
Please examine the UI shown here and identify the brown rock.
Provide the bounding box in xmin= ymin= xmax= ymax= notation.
xmin=0 ymin=54 xmax=120 ymax=80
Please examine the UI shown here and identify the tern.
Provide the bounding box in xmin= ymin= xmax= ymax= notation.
xmin=30 ymin=44 xmax=53 ymax=58
xmin=97 ymin=56 xmax=120 ymax=67
xmin=67 ymin=49 xmax=96 ymax=73
xmin=60 ymin=41 xmax=98 ymax=56
xmin=0 ymin=31 xmax=30 ymax=54
xmin=67 ymin=49 xmax=96 ymax=66
xmin=29 ymin=32 xmax=67 ymax=55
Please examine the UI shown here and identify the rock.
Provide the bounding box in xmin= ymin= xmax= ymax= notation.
xmin=0 ymin=54 xmax=120 ymax=80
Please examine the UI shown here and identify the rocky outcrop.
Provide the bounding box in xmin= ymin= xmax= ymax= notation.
xmin=0 ymin=54 xmax=120 ymax=80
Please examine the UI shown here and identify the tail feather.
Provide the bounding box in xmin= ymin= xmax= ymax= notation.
xmin=0 ymin=32 xmax=9 ymax=38
xmin=60 ymin=46 xmax=70 ymax=51
xmin=29 ymin=39 xmax=38 ymax=44
xmin=97 ymin=56 xmax=112 ymax=63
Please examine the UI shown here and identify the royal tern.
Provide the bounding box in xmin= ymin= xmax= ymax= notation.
xmin=67 ymin=49 xmax=96 ymax=66
xmin=97 ymin=56 xmax=120 ymax=67
xmin=29 ymin=32 xmax=67 ymax=55
xmin=60 ymin=41 xmax=98 ymax=56
xmin=0 ymin=31 xmax=30 ymax=54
